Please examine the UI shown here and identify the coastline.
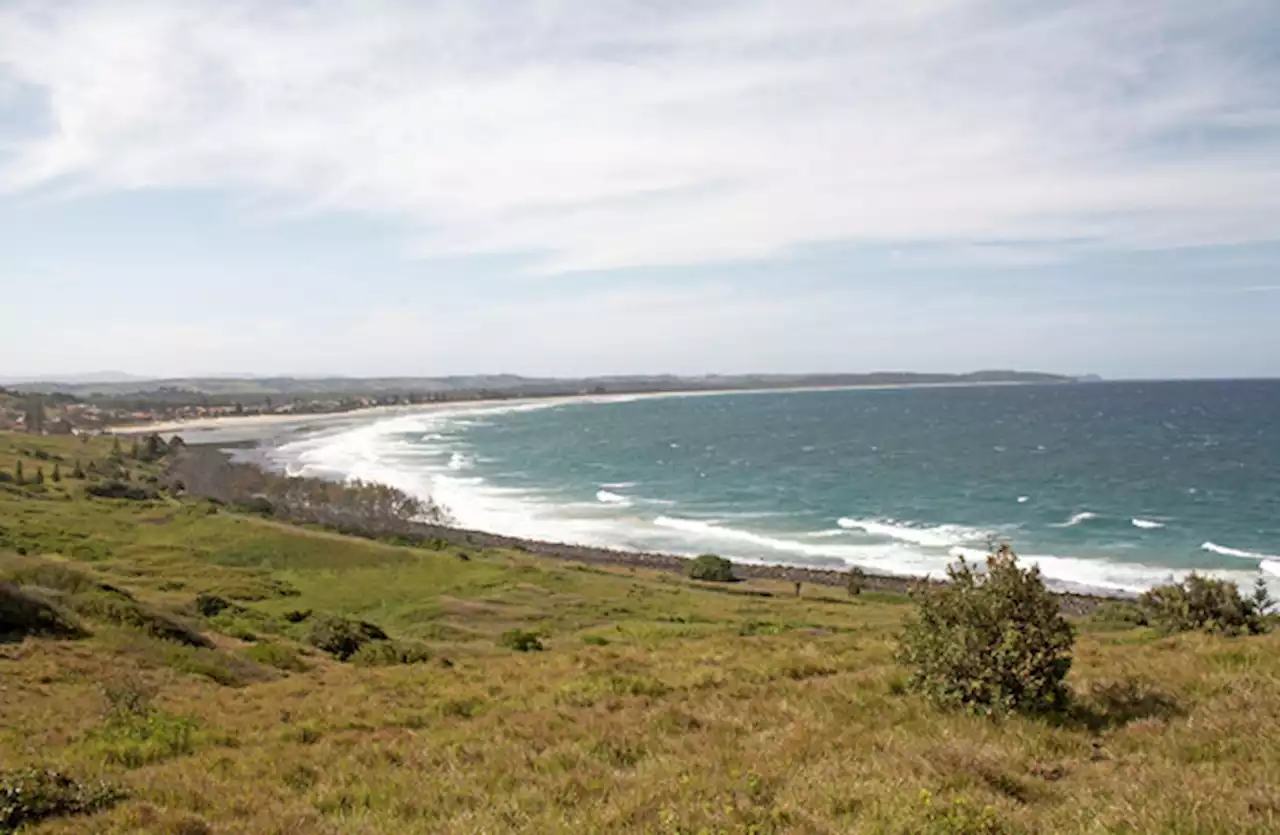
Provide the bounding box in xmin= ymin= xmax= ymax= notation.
xmin=108 ymin=379 xmax=1052 ymax=437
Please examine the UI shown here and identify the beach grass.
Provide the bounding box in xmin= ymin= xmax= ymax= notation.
xmin=2 ymin=431 xmax=1279 ymax=833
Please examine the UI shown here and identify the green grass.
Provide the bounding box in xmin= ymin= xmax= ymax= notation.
xmin=2 ymin=431 xmax=1280 ymax=833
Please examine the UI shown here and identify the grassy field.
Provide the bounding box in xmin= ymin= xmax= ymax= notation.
xmin=3 ymin=431 xmax=1280 ymax=834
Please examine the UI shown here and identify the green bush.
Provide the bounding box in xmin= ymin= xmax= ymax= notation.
xmin=0 ymin=768 xmax=125 ymax=831
xmin=499 ymin=629 xmax=544 ymax=652
xmin=306 ymin=615 xmax=388 ymax=660
xmin=686 ymin=554 xmax=735 ymax=583
xmin=350 ymin=640 xmax=432 ymax=666
xmin=896 ymin=546 xmax=1074 ymax=714
xmin=1139 ymin=574 xmax=1272 ymax=636
xmin=0 ymin=582 xmax=86 ymax=640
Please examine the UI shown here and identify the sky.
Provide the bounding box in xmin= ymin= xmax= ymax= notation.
xmin=2 ymin=0 xmax=1279 ymax=381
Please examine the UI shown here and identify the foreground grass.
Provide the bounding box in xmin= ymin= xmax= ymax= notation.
xmin=2 ymin=433 xmax=1280 ymax=833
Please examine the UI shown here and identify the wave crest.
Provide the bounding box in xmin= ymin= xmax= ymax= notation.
xmin=836 ymin=517 xmax=988 ymax=548
xmin=1132 ymin=518 xmax=1165 ymax=530
xmin=1202 ymin=541 xmax=1279 ymax=560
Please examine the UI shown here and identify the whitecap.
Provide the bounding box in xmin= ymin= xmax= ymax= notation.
xmin=837 ymin=517 xmax=989 ymax=548
xmin=1017 ymin=496 xmax=1030 ymax=504
xmin=1202 ymin=542 xmax=1279 ymax=560
xmin=1131 ymin=518 xmax=1165 ymax=530
xmin=1051 ymin=511 xmax=1098 ymax=528
xmin=596 ymin=489 xmax=632 ymax=506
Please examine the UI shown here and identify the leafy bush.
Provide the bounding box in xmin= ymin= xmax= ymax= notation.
xmin=282 ymin=608 xmax=312 ymax=623
xmin=1139 ymin=574 xmax=1272 ymax=636
xmin=686 ymin=554 xmax=735 ymax=583
xmin=0 ymin=582 xmax=86 ymax=640
xmin=244 ymin=642 xmax=310 ymax=672
xmin=307 ymin=615 xmax=389 ymax=660
xmin=0 ymin=768 xmax=125 ymax=831
xmin=847 ymin=566 xmax=867 ymax=596
xmin=896 ymin=546 xmax=1074 ymax=714
xmin=350 ymin=639 xmax=432 ymax=666
xmin=499 ymin=628 xmax=544 ymax=652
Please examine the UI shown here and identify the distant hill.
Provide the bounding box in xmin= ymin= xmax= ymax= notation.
xmin=8 ymin=370 xmax=1080 ymax=399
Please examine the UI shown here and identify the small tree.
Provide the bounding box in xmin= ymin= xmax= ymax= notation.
xmin=14 ymin=461 xmax=23 ymax=485
xmin=847 ymin=566 xmax=867 ymax=596
xmin=897 ymin=546 xmax=1074 ymax=714
xmin=51 ymin=464 xmax=61 ymax=483
xmin=686 ymin=554 xmax=735 ymax=583
xmin=129 ymin=439 xmax=140 ymax=460
xmin=72 ymin=460 xmax=85 ymax=479
xmin=109 ymin=437 xmax=122 ymax=460
xmin=34 ymin=467 xmax=44 ymax=485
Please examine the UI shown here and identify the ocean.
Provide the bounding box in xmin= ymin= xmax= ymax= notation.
xmin=263 ymin=380 xmax=1280 ymax=595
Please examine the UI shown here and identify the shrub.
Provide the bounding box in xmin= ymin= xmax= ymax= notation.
xmin=68 ymin=594 xmax=211 ymax=648
xmin=0 ymin=768 xmax=125 ymax=831
xmin=582 ymin=635 xmax=610 ymax=646
xmin=85 ymin=480 xmax=159 ymax=501
xmin=193 ymin=593 xmax=235 ymax=618
xmin=1139 ymin=574 xmax=1271 ymax=636
xmin=847 ymin=566 xmax=867 ymax=596
xmin=307 ymin=615 xmax=388 ymax=660
xmin=282 ymin=608 xmax=312 ymax=623
xmin=686 ymin=554 xmax=735 ymax=583
xmin=896 ymin=546 xmax=1074 ymax=714
xmin=350 ymin=639 xmax=432 ymax=666
xmin=499 ymin=628 xmax=544 ymax=652
xmin=0 ymin=582 xmax=85 ymax=640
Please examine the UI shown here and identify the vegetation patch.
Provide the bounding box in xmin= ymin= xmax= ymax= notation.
xmin=1139 ymin=574 xmax=1273 ymax=636
xmin=498 ymin=628 xmax=544 ymax=652
xmin=686 ymin=553 xmax=736 ymax=583
xmin=897 ymin=546 xmax=1074 ymax=714
xmin=243 ymin=642 xmax=310 ymax=672
xmin=0 ymin=582 xmax=85 ymax=640
xmin=0 ymin=768 xmax=125 ymax=832
xmin=307 ymin=615 xmax=389 ymax=660
xmin=83 ymin=711 xmax=203 ymax=768
xmin=68 ymin=592 xmax=211 ymax=647
xmin=350 ymin=639 xmax=431 ymax=666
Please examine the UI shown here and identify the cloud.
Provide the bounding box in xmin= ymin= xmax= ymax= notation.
xmin=1 ymin=0 xmax=1279 ymax=272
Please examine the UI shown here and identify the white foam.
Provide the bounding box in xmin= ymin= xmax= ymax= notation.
xmin=1202 ymin=542 xmax=1279 ymax=560
xmin=596 ymin=489 xmax=631 ymax=506
xmin=1017 ymin=496 xmax=1030 ymax=504
xmin=1052 ymin=511 xmax=1098 ymax=528
xmin=1262 ymin=561 xmax=1280 ymax=580
xmin=1132 ymin=518 xmax=1165 ymax=530
xmin=447 ymin=452 xmax=473 ymax=471
xmin=837 ymin=517 xmax=989 ymax=548
xmin=600 ymin=481 xmax=637 ymax=489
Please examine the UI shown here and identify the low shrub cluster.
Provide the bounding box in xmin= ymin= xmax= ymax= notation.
xmin=499 ymin=628 xmax=544 ymax=652
xmin=350 ymin=640 xmax=432 ymax=666
xmin=307 ymin=615 xmax=388 ymax=660
xmin=686 ymin=554 xmax=735 ymax=583
xmin=897 ymin=546 xmax=1074 ymax=714
xmin=0 ymin=768 xmax=125 ymax=831
xmin=68 ymin=593 xmax=211 ymax=648
xmin=85 ymin=480 xmax=160 ymax=501
xmin=1139 ymin=574 xmax=1273 ymax=636
xmin=0 ymin=582 xmax=85 ymax=640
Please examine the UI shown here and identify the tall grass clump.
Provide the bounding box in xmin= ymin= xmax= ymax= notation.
xmin=896 ymin=546 xmax=1074 ymax=715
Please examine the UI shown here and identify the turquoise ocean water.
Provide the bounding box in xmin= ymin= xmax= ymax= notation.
xmin=267 ymin=380 xmax=1280 ymax=595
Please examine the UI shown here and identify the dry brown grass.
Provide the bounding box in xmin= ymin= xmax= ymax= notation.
xmin=2 ymin=431 xmax=1280 ymax=834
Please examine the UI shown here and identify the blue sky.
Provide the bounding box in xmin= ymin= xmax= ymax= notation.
xmin=2 ymin=0 xmax=1279 ymax=380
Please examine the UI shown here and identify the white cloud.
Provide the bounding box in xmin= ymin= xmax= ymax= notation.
xmin=1 ymin=0 xmax=1279 ymax=272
